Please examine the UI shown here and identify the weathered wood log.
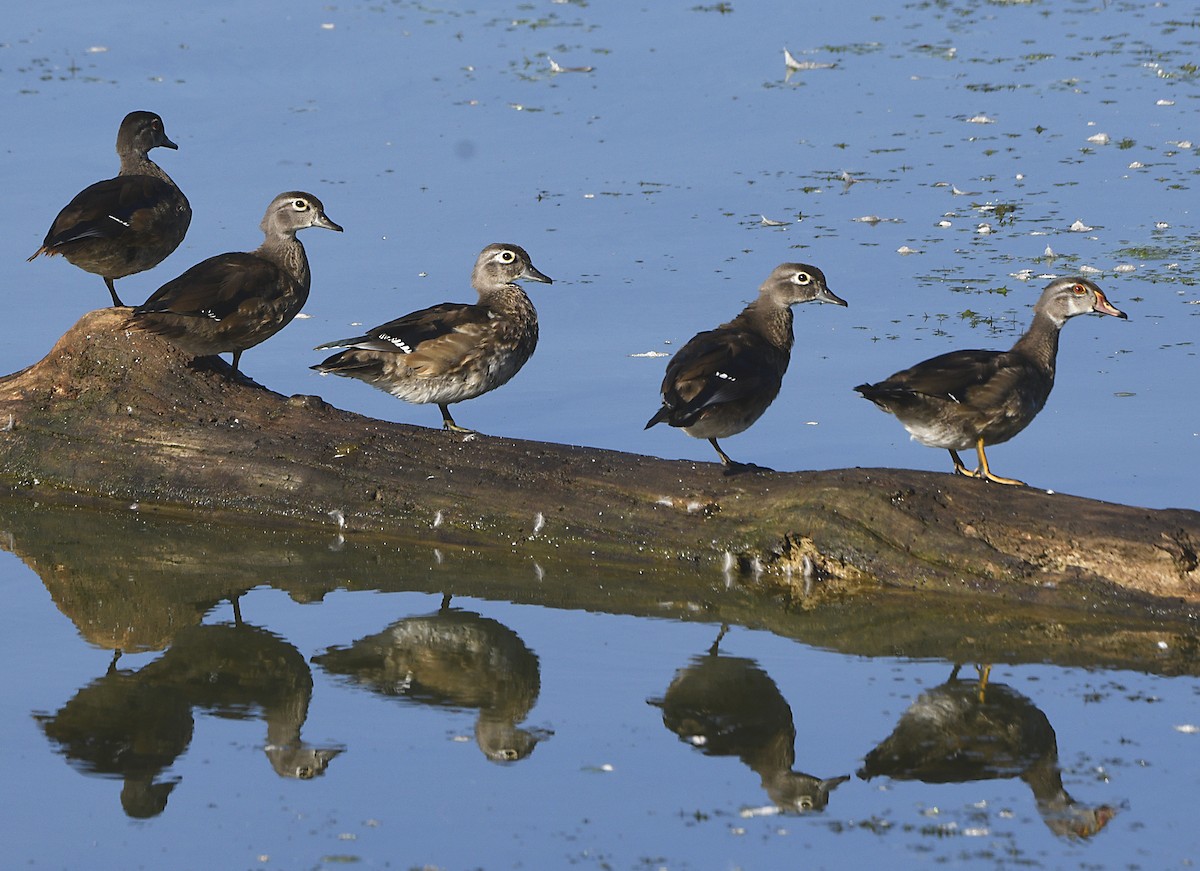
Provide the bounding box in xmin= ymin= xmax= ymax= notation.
xmin=1 ymin=308 xmax=1197 ymax=615
xmin=2 ymin=491 xmax=1196 ymax=675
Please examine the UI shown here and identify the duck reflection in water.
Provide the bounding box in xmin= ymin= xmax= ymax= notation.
xmin=35 ymin=607 xmax=342 ymax=818
xmin=313 ymin=594 xmax=550 ymax=762
xmin=648 ymin=626 xmax=849 ymax=813
xmin=859 ymin=664 xmax=1116 ymax=839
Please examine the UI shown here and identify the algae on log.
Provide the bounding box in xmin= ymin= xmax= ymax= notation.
xmin=0 ymin=308 xmax=1197 ymax=611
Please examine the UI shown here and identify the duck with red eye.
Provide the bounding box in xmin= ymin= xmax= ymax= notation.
xmin=855 ymin=277 xmax=1127 ymax=486
xmin=646 ymin=262 xmax=848 ymax=471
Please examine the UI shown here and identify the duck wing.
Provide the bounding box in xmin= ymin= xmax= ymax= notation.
xmin=37 ymin=175 xmax=178 ymax=251
xmin=880 ymin=349 xmax=1010 ymax=405
xmin=656 ymin=328 xmax=785 ymax=426
xmin=135 ymin=253 xmax=291 ymax=320
xmin=316 ymin=303 xmax=492 ymax=377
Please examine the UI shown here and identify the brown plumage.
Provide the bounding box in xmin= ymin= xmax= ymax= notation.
xmin=29 ymin=111 xmax=191 ymax=307
xmin=645 ymin=262 xmax=847 ymax=468
xmin=855 ymin=277 xmax=1127 ymax=485
xmin=311 ymin=243 xmax=553 ymax=433
xmin=130 ymin=191 xmax=342 ymax=379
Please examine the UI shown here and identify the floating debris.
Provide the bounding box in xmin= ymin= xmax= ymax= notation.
xmin=897 ymin=245 xmax=921 ymax=255
xmin=1114 ymin=264 xmax=1136 ymax=273
xmin=1157 ymin=99 xmax=1175 ymax=106
xmin=1079 ymin=265 xmax=1103 ymax=274
xmin=1129 ymin=161 xmax=1146 ymax=168
xmin=740 ymin=805 xmax=782 ymax=819
xmin=1069 ymin=219 xmax=1094 ymax=232
xmin=966 ymin=114 xmax=995 ymax=124
xmin=548 ymin=57 xmax=594 ymax=74
xmin=630 ymin=350 xmax=670 ymax=358
xmin=1087 ymin=132 xmax=1110 ymax=144
xmin=532 ymin=512 xmax=545 ymax=535
xmin=976 ymin=223 xmax=993 ymax=235
xmin=759 ymin=214 xmax=790 ymax=226
xmin=783 ymin=47 xmax=835 ymax=71
xmin=935 ymin=182 xmax=979 ymax=196
xmin=1175 ymin=724 xmax=1199 ymax=734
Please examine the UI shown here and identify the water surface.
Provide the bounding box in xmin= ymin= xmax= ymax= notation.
xmin=2 ymin=1 xmax=1199 ymax=868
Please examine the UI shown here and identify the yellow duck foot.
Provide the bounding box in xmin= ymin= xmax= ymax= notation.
xmin=949 ymin=447 xmax=1026 ymax=486
xmin=439 ymin=405 xmax=476 ymax=434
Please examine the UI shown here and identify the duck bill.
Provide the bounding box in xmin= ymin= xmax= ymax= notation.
xmin=521 ymin=264 xmax=554 ymax=285
xmin=161 ymin=136 xmax=180 ymax=150
xmin=316 ymin=213 xmax=345 ymax=233
xmin=816 ymin=286 xmax=848 ymax=307
xmin=1093 ymin=291 xmax=1127 ymax=319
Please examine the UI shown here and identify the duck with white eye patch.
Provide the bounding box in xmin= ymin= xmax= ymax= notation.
xmin=855 ymin=277 xmax=1127 ymax=486
xmin=645 ymin=262 xmax=848 ymax=472
xmin=311 ymin=243 xmax=553 ymax=435
xmin=129 ymin=191 xmax=342 ymax=380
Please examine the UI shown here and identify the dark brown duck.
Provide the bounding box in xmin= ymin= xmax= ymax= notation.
xmin=645 ymin=262 xmax=847 ymax=468
xmin=29 ymin=111 xmax=191 ymax=307
xmin=130 ymin=191 xmax=342 ymax=379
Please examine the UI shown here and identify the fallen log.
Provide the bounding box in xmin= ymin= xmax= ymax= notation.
xmin=0 ymin=308 xmax=1197 ymax=615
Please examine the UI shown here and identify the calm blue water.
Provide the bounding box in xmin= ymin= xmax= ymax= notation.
xmin=2 ymin=1 xmax=1200 ymax=868
xmin=2 ymin=538 xmax=1198 ymax=870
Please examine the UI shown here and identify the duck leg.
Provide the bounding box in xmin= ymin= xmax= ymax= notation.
xmin=974 ymin=438 xmax=1025 ymax=486
xmin=709 ymin=438 xmax=736 ymax=466
xmin=227 ymin=350 xmax=245 ymax=382
xmin=948 ymin=449 xmax=974 ymax=478
xmin=439 ymin=404 xmax=474 ymax=434
xmin=975 ymin=663 xmax=991 ymax=703
xmin=104 ymin=277 xmax=124 ymax=307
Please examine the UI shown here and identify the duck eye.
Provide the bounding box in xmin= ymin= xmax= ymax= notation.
xmin=499 ymin=250 xmax=516 ymax=263
xmin=293 ymin=199 xmax=309 ymax=210
xmin=1072 ymin=283 xmax=1087 ymax=294
xmin=795 ymin=271 xmax=811 ymax=285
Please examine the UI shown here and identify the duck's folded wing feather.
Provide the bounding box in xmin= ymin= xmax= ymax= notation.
xmin=881 ymin=349 xmax=1010 ymax=403
xmin=43 ymin=176 xmax=176 ymax=247
xmin=136 ymin=253 xmax=284 ymax=319
xmin=663 ymin=329 xmax=782 ymax=413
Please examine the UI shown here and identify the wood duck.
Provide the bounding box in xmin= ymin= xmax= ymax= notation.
xmin=855 ymin=277 xmax=1126 ymax=486
xmin=28 ymin=111 xmax=191 ymax=307
xmin=130 ymin=191 xmax=342 ymax=379
xmin=645 ymin=262 xmax=847 ymax=468
xmin=311 ymin=243 xmax=553 ymax=433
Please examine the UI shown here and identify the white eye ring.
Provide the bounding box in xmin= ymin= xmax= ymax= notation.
xmin=293 ymin=199 xmax=309 ymax=210
xmin=794 ymin=271 xmax=811 ymax=285
xmin=499 ymin=250 xmax=516 ymax=263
